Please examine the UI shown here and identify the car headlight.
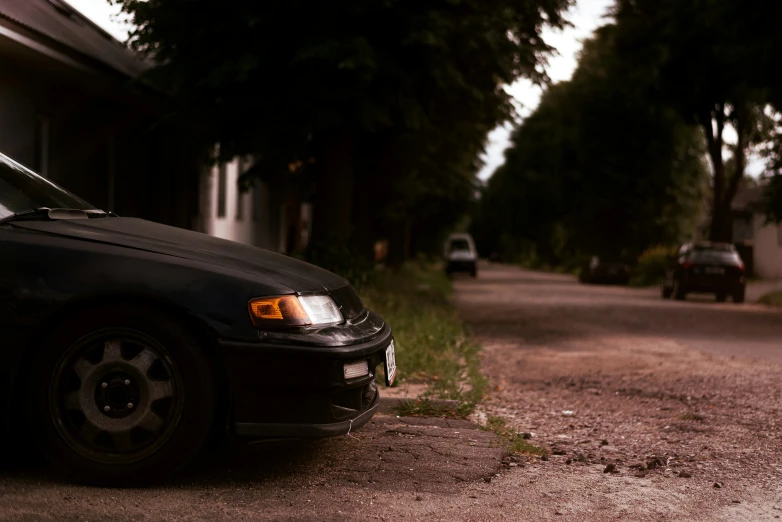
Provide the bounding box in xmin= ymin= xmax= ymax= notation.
xmin=248 ymin=294 xmax=344 ymax=328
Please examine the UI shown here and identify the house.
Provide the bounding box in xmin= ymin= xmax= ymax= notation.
xmin=731 ymin=183 xmax=782 ymax=279
xmin=199 ymin=156 xmax=313 ymax=253
xmin=0 ymin=0 xmax=299 ymax=254
xmin=0 ymin=0 xmax=206 ymax=230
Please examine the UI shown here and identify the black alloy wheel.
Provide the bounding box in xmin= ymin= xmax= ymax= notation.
xmin=50 ymin=330 xmax=183 ymax=465
xmin=26 ymin=304 xmax=216 ymax=485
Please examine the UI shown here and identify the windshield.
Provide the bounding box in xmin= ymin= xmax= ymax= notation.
xmin=0 ymin=153 xmax=96 ymax=220
xmin=690 ymin=248 xmax=741 ymax=264
xmin=449 ymin=239 xmax=471 ymax=253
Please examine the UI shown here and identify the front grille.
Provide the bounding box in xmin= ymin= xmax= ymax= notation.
xmin=329 ymin=284 xmax=365 ymax=320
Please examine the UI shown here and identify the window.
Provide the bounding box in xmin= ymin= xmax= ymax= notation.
xmin=449 ymin=239 xmax=471 ymax=253
xmin=216 ymin=163 xmax=227 ymax=218
xmin=691 ymin=248 xmax=740 ymax=264
xmin=33 ymin=116 xmax=49 ymax=177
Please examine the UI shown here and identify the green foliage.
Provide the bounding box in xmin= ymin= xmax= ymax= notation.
xmin=484 ymin=415 xmax=548 ymax=456
xmin=394 ymin=398 xmax=474 ymax=419
xmin=758 ymin=291 xmax=782 ymax=308
xmin=113 ymin=0 xmax=573 ymax=261
xmin=629 ymin=245 xmax=677 ymax=287
xmin=612 ymin=0 xmax=778 ymax=241
xmin=304 ymin=238 xmax=377 ymax=290
xmin=362 ymin=263 xmax=486 ymax=408
xmin=472 ymin=25 xmax=708 ymax=266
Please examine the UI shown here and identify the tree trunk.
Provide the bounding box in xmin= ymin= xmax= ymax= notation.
xmin=704 ymin=103 xmax=750 ymax=243
xmin=309 ymin=128 xmax=356 ymax=255
xmin=702 ymin=106 xmax=731 ymax=242
xmin=350 ymin=137 xmax=377 ymax=262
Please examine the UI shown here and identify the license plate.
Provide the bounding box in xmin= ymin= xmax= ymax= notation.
xmin=384 ymin=340 xmax=397 ymax=387
xmin=705 ymin=267 xmax=724 ymax=275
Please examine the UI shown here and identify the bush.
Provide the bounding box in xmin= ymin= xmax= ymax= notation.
xmin=629 ymin=245 xmax=677 ymax=287
xmin=758 ymin=291 xmax=782 ymax=307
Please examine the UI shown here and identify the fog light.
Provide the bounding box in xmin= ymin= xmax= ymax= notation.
xmin=344 ymin=360 xmax=369 ymax=380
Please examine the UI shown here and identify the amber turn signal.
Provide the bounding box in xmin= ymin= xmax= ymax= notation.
xmin=248 ymin=295 xmax=310 ymax=327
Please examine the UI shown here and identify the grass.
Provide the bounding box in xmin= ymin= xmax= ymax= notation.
xmin=483 ymin=415 xmax=548 ymax=456
xmin=394 ymin=397 xmax=474 ymax=419
xmin=361 ymin=262 xmax=487 ymax=414
xmin=758 ymin=290 xmax=782 ymax=307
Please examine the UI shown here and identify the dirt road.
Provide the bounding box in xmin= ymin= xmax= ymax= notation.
xmin=453 ymin=263 xmax=782 ymax=520
xmin=4 ymin=262 xmax=782 ymax=521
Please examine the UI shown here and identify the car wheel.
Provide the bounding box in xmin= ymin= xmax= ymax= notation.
xmin=26 ymin=304 xmax=216 ymax=486
xmin=470 ymin=265 xmax=477 ymax=278
xmin=661 ymin=285 xmax=673 ymax=299
xmin=673 ymin=279 xmax=686 ymax=301
xmin=733 ymin=288 xmax=746 ymax=303
xmin=716 ymin=292 xmax=727 ymax=302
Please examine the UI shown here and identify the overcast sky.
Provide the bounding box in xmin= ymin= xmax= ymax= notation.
xmin=68 ymin=0 xmax=130 ymax=41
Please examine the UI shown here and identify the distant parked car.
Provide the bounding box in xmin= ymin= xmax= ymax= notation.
xmin=444 ymin=233 xmax=478 ymax=277
xmin=579 ymin=256 xmax=631 ymax=285
xmin=661 ymin=242 xmax=746 ymax=302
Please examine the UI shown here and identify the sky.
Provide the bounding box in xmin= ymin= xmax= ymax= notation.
xmin=72 ymin=0 xmax=764 ymax=180
xmin=67 ymin=0 xmax=131 ymax=41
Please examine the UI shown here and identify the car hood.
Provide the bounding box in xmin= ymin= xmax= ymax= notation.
xmin=14 ymin=217 xmax=348 ymax=292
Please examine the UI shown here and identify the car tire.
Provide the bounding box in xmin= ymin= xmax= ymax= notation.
xmin=733 ymin=288 xmax=746 ymax=303
xmin=673 ymin=279 xmax=686 ymax=301
xmin=25 ymin=303 xmax=217 ymax=486
xmin=470 ymin=265 xmax=477 ymax=278
xmin=716 ymin=292 xmax=727 ymax=302
xmin=661 ymin=286 xmax=673 ymax=299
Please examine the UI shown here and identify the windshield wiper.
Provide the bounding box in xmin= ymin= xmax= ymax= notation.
xmin=0 ymin=207 xmax=111 ymax=225
xmin=0 ymin=207 xmax=52 ymax=225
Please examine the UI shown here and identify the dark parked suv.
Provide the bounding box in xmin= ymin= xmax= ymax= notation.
xmin=661 ymin=242 xmax=746 ymax=303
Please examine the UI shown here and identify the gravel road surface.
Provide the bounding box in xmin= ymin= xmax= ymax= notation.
xmin=455 ymin=263 xmax=782 ymax=521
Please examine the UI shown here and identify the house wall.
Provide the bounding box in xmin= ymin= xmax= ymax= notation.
xmin=203 ymin=158 xmax=288 ymax=252
xmin=752 ymin=213 xmax=782 ymax=279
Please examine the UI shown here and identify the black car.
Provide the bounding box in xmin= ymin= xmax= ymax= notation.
xmin=578 ymin=256 xmax=631 ymax=285
xmin=661 ymin=242 xmax=746 ymax=302
xmin=0 ymin=152 xmax=396 ymax=484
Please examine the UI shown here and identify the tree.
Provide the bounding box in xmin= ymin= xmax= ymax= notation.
xmin=612 ymin=0 xmax=773 ymax=242
xmin=113 ymin=0 xmax=572 ymax=265
xmin=472 ymin=25 xmax=708 ymax=265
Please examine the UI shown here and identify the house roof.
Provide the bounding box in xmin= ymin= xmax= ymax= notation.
xmin=0 ymin=0 xmax=148 ymax=78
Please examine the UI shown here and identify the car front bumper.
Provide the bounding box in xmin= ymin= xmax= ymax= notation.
xmin=218 ymin=318 xmax=392 ymax=440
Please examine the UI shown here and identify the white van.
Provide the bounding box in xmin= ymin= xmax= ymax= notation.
xmin=444 ymin=233 xmax=478 ymax=277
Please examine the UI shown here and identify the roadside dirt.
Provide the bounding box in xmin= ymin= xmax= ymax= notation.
xmin=0 ymin=415 xmax=506 ymax=521
xmin=454 ymin=263 xmax=782 ymax=520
